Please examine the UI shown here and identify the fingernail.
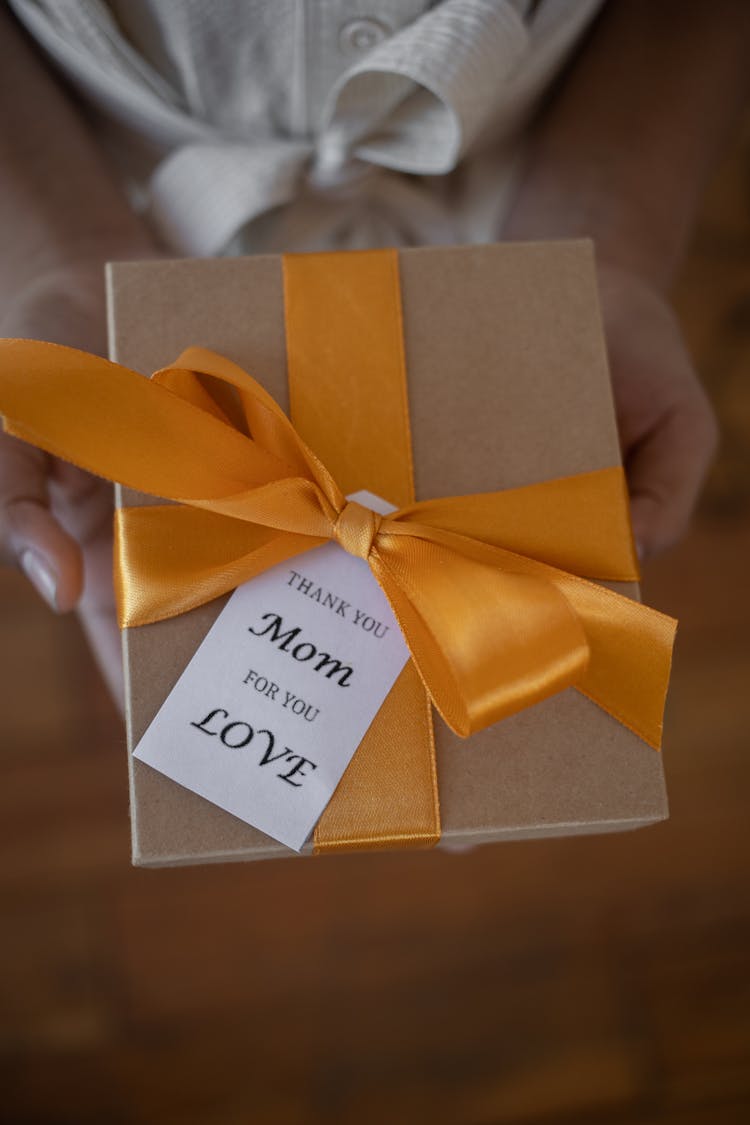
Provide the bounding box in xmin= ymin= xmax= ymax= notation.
xmin=19 ymin=548 xmax=59 ymax=612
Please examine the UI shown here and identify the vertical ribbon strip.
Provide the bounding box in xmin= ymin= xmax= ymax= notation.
xmin=282 ymin=250 xmax=441 ymax=853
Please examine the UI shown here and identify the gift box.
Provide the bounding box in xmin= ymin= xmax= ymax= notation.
xmin=98 ymin=241 xmax=670 ymax=865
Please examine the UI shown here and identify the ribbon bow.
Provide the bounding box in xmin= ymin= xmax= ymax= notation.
xmin=0 ymin=339 xmax=675 ymax=746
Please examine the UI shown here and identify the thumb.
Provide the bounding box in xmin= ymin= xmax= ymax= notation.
xmin=0 ymin=432 xmax=83 ymax=611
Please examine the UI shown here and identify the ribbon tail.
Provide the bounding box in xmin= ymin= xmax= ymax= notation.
xmin=370 ymin=533 xmax=590 ymax=737
xmin=379 ymin=520 xmax=676 ymax=748
xmin=556 ymin=576 xmax=677 ymax=750
xmin=116 ymin=505 xmax=325 ymax=626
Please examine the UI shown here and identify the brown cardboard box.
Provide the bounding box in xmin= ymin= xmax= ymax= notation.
xmin=108 ymin=241 xmax=668 ymax=866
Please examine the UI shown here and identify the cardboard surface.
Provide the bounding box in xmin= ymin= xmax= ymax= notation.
xmin=107 ymin=242 xmax=668 ymax=866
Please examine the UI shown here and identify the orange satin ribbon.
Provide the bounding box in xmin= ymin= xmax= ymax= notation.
xmin=0 ymin=342 xmax=675 ymax=742
xmin=283 ymin=249 xmax=438 ymax=852
xmin=0 ymin=249 xmax=676 ymax=852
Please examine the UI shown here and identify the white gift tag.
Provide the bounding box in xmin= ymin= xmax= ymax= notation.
xmin=132 ymin=492 xmax=409 ymax=851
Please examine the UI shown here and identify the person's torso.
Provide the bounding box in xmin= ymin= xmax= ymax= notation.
xmin=8 ymin=0 xmax=603 ymax=254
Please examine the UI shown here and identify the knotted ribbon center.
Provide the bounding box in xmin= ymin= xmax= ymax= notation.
xmin=333 ymin=500 xmax=383 ymax=560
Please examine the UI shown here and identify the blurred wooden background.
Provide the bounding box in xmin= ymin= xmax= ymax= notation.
xmin=1 ymin=133 xmax=749 ymax=1125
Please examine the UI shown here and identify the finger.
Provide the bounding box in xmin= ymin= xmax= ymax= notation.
xmin=627 ymin=391 xmax=719 ymax=559
xmin=49 ymin=459 xmax=114 ymax=547
xmin=0 ymin=432 xmax=83 ymax=611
